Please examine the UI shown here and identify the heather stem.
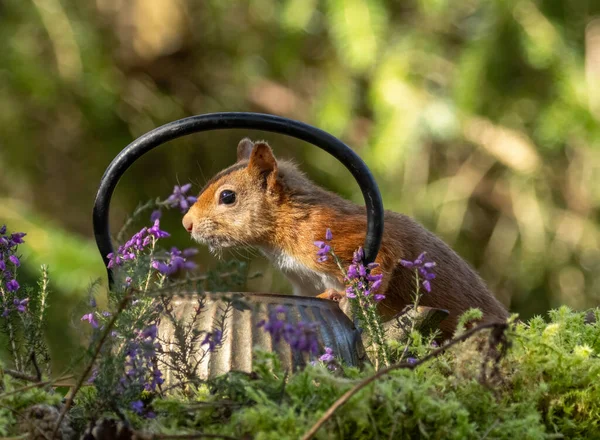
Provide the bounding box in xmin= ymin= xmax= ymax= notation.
xmin=143 ymin=238 xmax=158 ymax=292
xmin=0 ymin=283 xmax=21 ymax=371
xmin=398 ymin=268 xmax=423 ymax=364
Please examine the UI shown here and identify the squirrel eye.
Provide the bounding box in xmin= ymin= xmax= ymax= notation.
xmin=219 ymin=190 xmax=236 ymax=205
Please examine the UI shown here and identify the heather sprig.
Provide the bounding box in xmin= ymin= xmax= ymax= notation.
xmin=258 ymin=306 xmax=320 ymax=356
xmin=314 ymin=229 xmax=390 ymax=368
xmin=400 ymin=251 xmax=436 ymax=293
xmin=151 ymin=247 xmax=198 ymax=277
xmin=164 ymin=183 xmax=198 ymax=213
xmin=396 ymin=251 xmax=437 ymax=363
xmin=0 ymin=226 xmax=51 ymax=375
xmin=107 ymin=219 xmax=170 ymax=269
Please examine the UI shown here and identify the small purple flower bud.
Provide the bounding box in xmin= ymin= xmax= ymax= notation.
xmin=347 ymin=264 xmax=359 ymax=280
xmin=6 ymin=279 xmax=19 ymax=292
xmin=400 ymin=259 xmax=414 ymax=268
xmin=353 ymin=247 xmax=364 ymax=263
xmin=0 ymin=260 xmax=5 ymax=271
xmin=150 ymin=210 xmax=162 ymax=222
xmin=423 ymin=280 xmax=431 ymax=293
xmin=0 ymin=225 xmax=5 ymax=235
xmin=10 ymin=233 xmax=26 ymax=244
xmin=8 ymin=255 xmax=20 ymax=267
xmin=319 ymin=347 xmax=335 ymax=363
xmin=371 ymin=279 xmax=382 ymax=291
xmin=358 ymin=264 xmax=367 ymax=277
xmin=406 ymin=357 xmax=418 ymax=365
xmin=183 ymin=248 xmax=199 ymax=257
xmin=14 ymin=298 xmax=29 ymax=312
xmin=325 ymin=229 xmax=333 ymax=241
xmin=131 ymin=400 xmax=144 ymax=414
xmin=81 ymin=313 xmax=99 ymax=328
xmin=152 ymin=260 xmax=169 ymax=274
xmin=346 ymin=286 xmax=357 ymax=298
xmin=374 ymin=294 xmax=385 ymax=301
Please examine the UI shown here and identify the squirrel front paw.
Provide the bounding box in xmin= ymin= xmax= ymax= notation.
xmin=316 ymin=288 xmax=345 ymax=302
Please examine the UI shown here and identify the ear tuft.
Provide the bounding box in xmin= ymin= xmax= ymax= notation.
xmin=237 ymin=138 xmax=254 ymax=162
xmin=248 ymin=141 xmax=277 ymax=175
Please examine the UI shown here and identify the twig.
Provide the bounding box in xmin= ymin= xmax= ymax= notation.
xmin=30 ymin=352 xmax=42 ymax=382
xmin=140 ymin=432 xmax=241 ymax=440
xmin=3 ymin=368 xmax=38 ymax=383
xmin=0 ymin=374 xmax=74 ymax=399
xmin=301 ymin=322 xmax=508 ymax=440
xmin=51 ymin=289 xmax=133 ymax=437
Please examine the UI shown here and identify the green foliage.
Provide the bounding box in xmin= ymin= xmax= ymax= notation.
xmin=70 ymin=307 xmax=600 ymax=439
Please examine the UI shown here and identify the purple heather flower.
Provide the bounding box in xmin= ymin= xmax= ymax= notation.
xmin=81 ymin=313 xmax=99 ymax=328
xmin=347 ymin=264 xmax=359 ymax=280
xmin=345 ymin=286 xmax=357 ymax=298
xmin=0 ymin=225 xmax=6 ymax=235
xmin=0 ymin=260 xmax=5 ymax=271
xmin=148 ymin=219 xmax=170 ymax=239
xmin=165 ymin=184 xmax=197 ymax=213
xmin=8 ymin=255 xmax=19 ymax=267
xmin=374 ymin=294 xmax=385 ymax=302
xmin=400 ymin=251 xmax=436 ymax=293
xmin=152 ymin=247 xmax=197 ymax=276
xmin=6 ymin=279 xmax=19 ymax=292
xmin=87 ymin=368 xmax=99 ymax=384
xmin=141 ymin=324 xmax=158 ymax=340
xmin=325 ymin=228 xmax=333 ymax=241
xmin=101 ymin=311 xmax=111 ymax=317
xmin=150 ymin=210 xmax=162 ymax=222
xmin=286 ymin=321 xmax=319 ymax=354
xmin=131 ymin=400 xmax=144 ymax=415
xmin=319 ymin=347 xmax=335 ymax=363
xmin=201 ymin=329 xmax=223 ymax=352
xmin=314 ymin=241 xmax=331 ymax=261
xmin=406 ymin=357 xmax=418 ymax=365
xmin=107 ymin=220 xmax=171 ymax=269
xmin=13 ymin=297 xmax=29 ymax=313
xmin=259 ymin=306 xmax=320 ymax=355
xmin=10 ymin=233 xmax=26 ymax=245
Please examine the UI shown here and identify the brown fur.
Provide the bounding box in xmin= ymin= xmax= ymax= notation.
xmin=182 ymin=139 xmax=509 ymax=338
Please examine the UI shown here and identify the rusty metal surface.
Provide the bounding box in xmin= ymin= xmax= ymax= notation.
xmin=158 ymin=292 xmax=367 ymax=382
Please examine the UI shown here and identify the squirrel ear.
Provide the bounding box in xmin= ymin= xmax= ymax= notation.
xmin=237 ymin=138 xmax=254 ymax=162
xmin=248 ymin=141 xmax=277 ymax=176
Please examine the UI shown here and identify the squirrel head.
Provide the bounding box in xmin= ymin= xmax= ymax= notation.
xmin=182 ymin=138 xmax=285 ymax=252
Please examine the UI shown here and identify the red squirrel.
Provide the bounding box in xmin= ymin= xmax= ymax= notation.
xmin=182 ymin=138 xmax=508 ymax=337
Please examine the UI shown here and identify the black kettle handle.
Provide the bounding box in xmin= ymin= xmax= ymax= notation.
xmin=92 ymin=112 xmax=384 ymax=284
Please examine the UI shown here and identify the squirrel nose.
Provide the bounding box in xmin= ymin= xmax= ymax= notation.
xmin=182 ymin=213 xmax=194 ymax=233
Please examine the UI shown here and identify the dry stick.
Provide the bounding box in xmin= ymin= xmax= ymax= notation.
xmin=0 ymin=374 xmax=75 ymax=399
xmin=301 ymin=322 xmax=508 ymax=440
xmin=141 ymin=433 xmax=241 ymax=440
xmin=51 ymin=290 xmax=133 ymax=438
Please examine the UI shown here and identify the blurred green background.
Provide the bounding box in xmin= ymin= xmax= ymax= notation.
xmin=1 ymin=0 xmax=599 ymax=366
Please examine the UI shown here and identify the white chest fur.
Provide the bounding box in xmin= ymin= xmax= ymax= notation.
xmin=260 ymin=248 xmax=343 ymax=296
